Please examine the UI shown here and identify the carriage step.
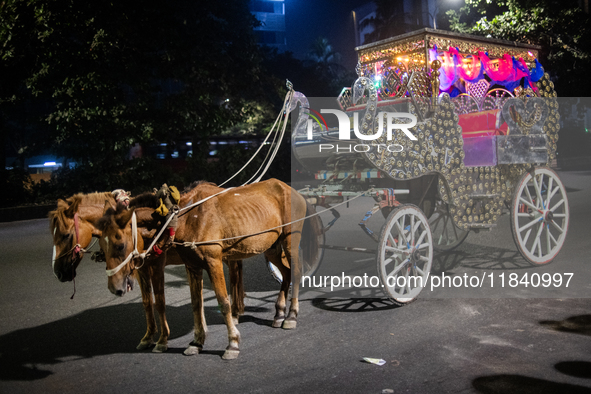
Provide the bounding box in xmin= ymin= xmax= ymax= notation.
xmin=321 ymin=245 xmax=377 ymax=254
xmin=466 ymin=223 xmax=497 ymax=229
xmin=469 ymin=193 xmax=500 ymax=199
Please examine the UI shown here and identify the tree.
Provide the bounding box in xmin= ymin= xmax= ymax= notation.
xmin=446 ymin=0 xmax=591 ymax=97
xmin=0 ymin=0 xmax=266 ymax=192
xmin=304 ymin=37 xmax=353 ymax=95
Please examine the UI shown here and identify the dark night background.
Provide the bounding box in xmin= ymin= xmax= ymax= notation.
xmin=1 ymin=0 xmax=589 ymax=210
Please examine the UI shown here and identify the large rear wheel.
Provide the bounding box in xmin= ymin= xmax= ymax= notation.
xmin=510 ymin=167 xmax=569 ymax=265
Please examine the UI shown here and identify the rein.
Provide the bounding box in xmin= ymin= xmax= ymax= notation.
xmin=175 ymin=190 xmax=370 ymax=248
xmin=106 ymin=212 xmax=140 ymax=277
xmin=104 ymin=84 xmax=297 ymax=276
xmin=52 ymin=213 xmax=99 ymax=262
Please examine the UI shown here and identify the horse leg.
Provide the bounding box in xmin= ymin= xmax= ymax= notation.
xmin=282 ymin=232 xmax=302 ymax=330
xmin=183 ymin=266 xmax=208 ymax=356
xmin=207 ymin=260 xmax=241 ymax=360
xmin=229 ymin=260 xmax=245 ymax=325
xmin=136 ymin=267 xmax=156 ymax=350
xmin=264 ymin=248 xmax=290 ymax=328
xmin=150 ymin=258 xmax=170 ymax=353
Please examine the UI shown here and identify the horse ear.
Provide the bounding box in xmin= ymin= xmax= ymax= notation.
xmin=96 ymin=201 xmax=115 ymax=232
xmin=103 ymin=200 xmax=114 ymax=214
xmin=65 ymin=198 xmax=81 ymax=218
xmin=115 ymin=207 xmax=135 ymax=229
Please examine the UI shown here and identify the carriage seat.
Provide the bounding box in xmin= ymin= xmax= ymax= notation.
xmin=458 ymin=109 xmax=508 ymax=167
xmin=458 ymin=109 xmax=508 ymax=138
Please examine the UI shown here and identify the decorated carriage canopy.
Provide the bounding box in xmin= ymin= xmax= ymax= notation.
xmin=291 ymin=28 xmax=562 ymax=233
xmin=353 ymin=28 xmax=548 ymax=99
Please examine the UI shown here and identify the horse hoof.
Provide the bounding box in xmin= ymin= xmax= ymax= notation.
xmin=152 ymin=343 xmax=168 ymax=353
xmin=272 ymin=318 xmax=284 ymax=328
xmin=222 ymin=348 xmax=240 ymax=360
xmin=136 ymin=341 xmax=153 ymax=350
xmin=282 ymin=319 xmax=297 ymax=329
xmin=183 ymin=345 xmax=202 ymax=356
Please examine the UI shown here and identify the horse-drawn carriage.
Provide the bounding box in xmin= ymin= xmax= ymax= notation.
xmin=289 ymin=28 xmax=568 ymax=305
xmin=49 ymin=29 xmax=569 ymax=359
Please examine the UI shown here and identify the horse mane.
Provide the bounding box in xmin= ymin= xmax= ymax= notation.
xmin=49 ymin=192 xmax=113 ymax=234
xmin=183 ymin=180 xmax=217 ymax=193
xmin=129 ymin=192 xmax=159 ymax=209
xmin=66 ymin=192 xmax=113 ymax=206
xmin=180 ymin=180 xmax=220 ymax=206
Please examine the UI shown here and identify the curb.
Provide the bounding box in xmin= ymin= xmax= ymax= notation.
xmin=0 ymin=204 xmax=54 ymax=223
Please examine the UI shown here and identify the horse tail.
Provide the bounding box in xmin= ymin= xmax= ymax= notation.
xmin=301 ymin=200 xmax=321 ymax=265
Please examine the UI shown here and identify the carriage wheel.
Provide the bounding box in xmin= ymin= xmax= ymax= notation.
xmin=429 ymin=199 xmax=469 ymax=251
xmin=377 ymin=204 xmax=433 ymax=305
xmin=267 ymin=215 xmax=325 ymax=283
xmin=510 ymin=167 xmax=569 ymax=265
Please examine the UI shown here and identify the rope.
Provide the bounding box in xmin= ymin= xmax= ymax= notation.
xmin=106 ymin=85 xmax=299 ymax=272
xmin=174 ymin=190 xmax=370 ymax=248
xmin=106 ymin=212 xmax=140 ymax=277
xmin=219 ymin=89 xmax=294 ymax=187
xmin=52 ymin=237 xmax=99 ymax=262
xmin=241 ymin=90 xmax=294 ymax=185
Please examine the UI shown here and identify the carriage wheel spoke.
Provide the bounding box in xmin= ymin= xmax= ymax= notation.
xmin=530 ymin=223 xmax=545 ymax=256
xmin=418 ymin=242 xmax=430 ymax=250
xmin=404 ymin=269 xmax=411 ymax=293
xmin=388 ymin=233 xmax=397 ymax=248
xmin=416 ymin=229 xmax=427 ymax=246
xmin=522 ymin=228 xmax=532 ymax=246
xmin=550 ymin=199 xmax=565 ymax=213
xmin=546 ymin=177 xmax=554 ymax=208
xmin=549 ymin=219 xmax=564 ymax=234
xmin=546 ymin=224 xmax=551 ymax=255
xmin=524 ymin=183 xmax=535 ymax=208
xmin=395 ymin=221 xmax=409 ymax=245
xmin=388 ymin=258 xmax=410 ymax=278
xmin=410 ymin=215 xmax=415 ymax=246
xmin=385 ymin=245 xmax=407 ymax=255
xmin=519 ymin=197 xmax=539 ymax=213
xmin=548 ymin=229 xmax=558 ymax=248
xmin=519 ymin=215 xmax=541 ymax=233
xmin=533 ymin=174 xmax=544 ymax=209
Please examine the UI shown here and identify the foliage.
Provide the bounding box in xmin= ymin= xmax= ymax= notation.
xmin=446 ymin=0 xmax=591 ymax=97
xmin=304 ymin=37 xmax=356 ymax=96
xmin=0 ymin=0 xmax=265 ymax=169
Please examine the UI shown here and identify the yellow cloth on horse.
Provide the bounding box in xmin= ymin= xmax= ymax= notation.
xmin=156 ymin=199 xmax=169 ymax=217
xmin=169 ymin=186 xmax=180 ymax=204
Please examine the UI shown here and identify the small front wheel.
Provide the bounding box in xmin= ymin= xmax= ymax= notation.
xmin=377 ymin=204 xmax=433 ymax=305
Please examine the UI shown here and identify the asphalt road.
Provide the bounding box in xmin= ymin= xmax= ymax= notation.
xmin=1 ymin=169 xmax=590 ymax=393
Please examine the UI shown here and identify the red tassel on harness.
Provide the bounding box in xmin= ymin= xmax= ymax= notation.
xmin=153 ymin=245 xmax=163 ymax=255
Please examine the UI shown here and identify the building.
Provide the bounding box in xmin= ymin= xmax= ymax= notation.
xmin=353 ymin=0 xmax=438 ymax=46
xmin=249 ymin=0 xmax=287 ymax=51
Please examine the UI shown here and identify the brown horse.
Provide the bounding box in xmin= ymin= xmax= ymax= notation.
xmin=50 ymin=192 xmax=115 ymax=282
xmin=49 ymin=190 xmax=245 ymax=352
xmin=98 ymin=179 xmax=321 ymax=359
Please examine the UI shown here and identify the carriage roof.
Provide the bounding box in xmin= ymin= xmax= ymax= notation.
xmin=355 ymin=28 xmax=541 ymax=66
